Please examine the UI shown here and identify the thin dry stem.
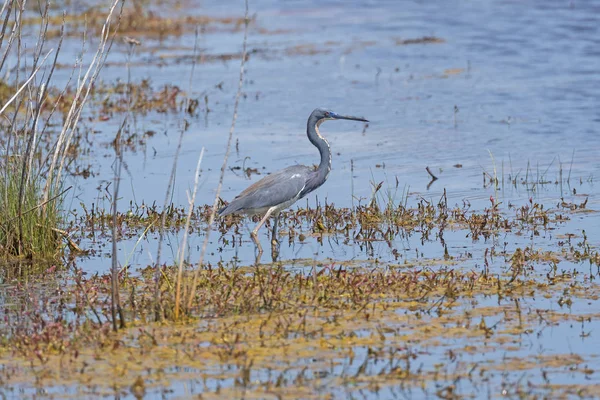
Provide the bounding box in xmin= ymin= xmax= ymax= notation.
xmin=44 ymin=0 xmax=123 ymax=206
xmin=0 ymin=49 xmax=53 ymax=116
xmin=27 ymin=13 xmax=64 ymax=186
xmin=53 ymin=1 xmax=122 ymax=192
xmin=153 ymin=122 xmax=187 ymax=320
xmin=0 ymin=0 xmax=18 ymax=74
xmin=187 ymin=0 xmax=250 ymax=311
xmin=174 ymin=147 xmax=205 ymax=319
xmin=111 ymin=119 xmax=127 ymax=331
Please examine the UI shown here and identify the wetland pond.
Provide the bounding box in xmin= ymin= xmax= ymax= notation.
xmin=2 ymin=0 xmax=600 ymax=398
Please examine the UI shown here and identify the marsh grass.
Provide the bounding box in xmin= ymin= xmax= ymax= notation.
xmin=0 ymin=0 xmax=123 ymax=265
xmin=484 ymin=151 xmax=584 ymax=194
xmin=0 ymin=162 xmax=61 ymax=260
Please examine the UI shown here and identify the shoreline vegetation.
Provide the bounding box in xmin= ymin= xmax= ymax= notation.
xmin=0 ymin=0 xmax=122 ymax=263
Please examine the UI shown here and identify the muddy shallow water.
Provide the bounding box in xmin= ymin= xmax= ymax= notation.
xmin=3 ymin=0 xmax=600 ymax=398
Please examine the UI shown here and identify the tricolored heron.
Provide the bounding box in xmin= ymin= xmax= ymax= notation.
xmin=219 ymin=107 xmax=368 ymax=252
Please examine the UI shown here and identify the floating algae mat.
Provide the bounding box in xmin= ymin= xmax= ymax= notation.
xmin=2 ymin=196 xmax=600 ymax=399
xmin=2 ymin=268 xmax=600 ymax=398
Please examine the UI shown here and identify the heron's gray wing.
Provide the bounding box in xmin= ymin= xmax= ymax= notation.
xmin=219 ymin=165 xmax=311 ymax=216
xmin=299 ymin=169 xmax=325 ymax=199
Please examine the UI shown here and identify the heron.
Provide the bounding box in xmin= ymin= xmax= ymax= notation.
xmin=218 ymin=108 xmax=368 ymax=252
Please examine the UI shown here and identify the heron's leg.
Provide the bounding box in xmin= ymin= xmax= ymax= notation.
xmin=251 ymin=207 xmax=275 ymax=256
xmin=251 ymin=232 xmax=263 ymax=261
xmin=271 ymin=213 xmax=280 ymax=247
xmin=252 ymin=207 xmax=275 ymax=237
xmin=270 ymin=213 xmax=280 ymax=262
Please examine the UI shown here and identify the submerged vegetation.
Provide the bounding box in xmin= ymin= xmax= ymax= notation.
xmin=2 ymin=213 xmax=600 ymax=397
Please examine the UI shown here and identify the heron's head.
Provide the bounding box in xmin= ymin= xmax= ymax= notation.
xmin=311 ymin=108 xmax=369 ymax=124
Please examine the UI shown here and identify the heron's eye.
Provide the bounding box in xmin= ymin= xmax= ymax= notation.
xmin=324 ymin=112 xmax=330 ymax=117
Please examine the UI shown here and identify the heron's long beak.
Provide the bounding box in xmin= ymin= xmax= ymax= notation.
xmin=334 ymin=114 xmax=369 ymax=123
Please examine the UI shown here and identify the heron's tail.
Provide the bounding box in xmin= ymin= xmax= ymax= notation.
xmin=217 ymin=203 xmax=235 ymax=216
xmin=218 ymin=197 xmax=244 ymax=216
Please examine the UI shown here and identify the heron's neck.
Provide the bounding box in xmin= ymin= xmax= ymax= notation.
xmin=308 ymin=119 xmax=331 ymax=181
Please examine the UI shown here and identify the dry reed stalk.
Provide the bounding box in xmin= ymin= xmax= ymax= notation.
xmin=153 ymin=124 xmax=187 ymax=320
xmin=0 ymin=50 xmax=52 ymax=115
xmin=186 ymin=0 xmax=250 ymax=311
xmin=157 ymin=19 xmax=202 ymax=321
xmin=44 ymin=0 xmax=124 ymax=206
xmin=0 ymin=0 xmax=18 ymax=73
xmin=26 ymin=16 xmax=65 ymax=186
xmin=174 ymin=147 xmax=205 ymax=319
xmin=111 ymin=119 xmax=127 ymax=331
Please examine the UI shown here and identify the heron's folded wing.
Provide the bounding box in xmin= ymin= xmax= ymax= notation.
xmin=220 ymin=165 xmax=311 ymax=215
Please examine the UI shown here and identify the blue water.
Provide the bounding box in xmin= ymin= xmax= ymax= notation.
xmin=52 ymin=0 xmax=599 ymax=269
xmin=65 ymin=0 xmax=600 ymax=213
